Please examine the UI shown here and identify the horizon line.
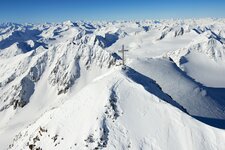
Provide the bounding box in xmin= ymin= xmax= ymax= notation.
xmin=0 ymin=17 xmax=224 ymax=25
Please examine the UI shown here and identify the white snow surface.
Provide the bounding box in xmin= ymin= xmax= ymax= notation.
xmin=0 ymin=18 xmax=225 ymax=150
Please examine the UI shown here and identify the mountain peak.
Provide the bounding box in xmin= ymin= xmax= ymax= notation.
xmin=1 ymin=19 xmax=225 ymax=150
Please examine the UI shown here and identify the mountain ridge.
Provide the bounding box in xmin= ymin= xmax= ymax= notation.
xmin=0 ymin=18 xmax=225 ymax=150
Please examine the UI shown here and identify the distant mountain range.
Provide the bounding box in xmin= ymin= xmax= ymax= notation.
xmin=0 ymin=18 xmax=225 ymax=150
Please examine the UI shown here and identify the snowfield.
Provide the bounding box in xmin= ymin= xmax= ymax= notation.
xmin=0 ymin=18 xmax=225 ymax=150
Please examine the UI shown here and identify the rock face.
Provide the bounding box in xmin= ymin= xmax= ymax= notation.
xmin=47 ymin=36 xmax=118 ymax=95
xmin=158 ymin=26 xmax=185 ymax=40
xmin=0 ymin=76 xmax=34 ymax=111
xmin=0 ymin=22 xmax=119 ymax=111
xmin=1 ymin=19 xmax=225 ymax=150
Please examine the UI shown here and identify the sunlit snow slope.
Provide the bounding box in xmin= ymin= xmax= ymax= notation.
xmin=0 ymin=19 xmax=225 ymax=150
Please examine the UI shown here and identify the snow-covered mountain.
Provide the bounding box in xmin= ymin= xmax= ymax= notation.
xmin=0 ymin=18 xmax=225 ymax=150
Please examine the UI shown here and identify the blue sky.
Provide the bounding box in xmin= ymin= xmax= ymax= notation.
xmin=0 ymin=0 xmax=225 ymax=23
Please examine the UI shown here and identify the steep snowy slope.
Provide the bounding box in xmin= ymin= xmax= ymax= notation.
xmin=130 ymin=59 xmax=225 ymax=121
xmin=166 ymin=32 xmax=225 ymax=87
xmin=7 ymin=68 xmax=225 ymax=150
xmin=0 ymin=19 xmax=225 ymax=150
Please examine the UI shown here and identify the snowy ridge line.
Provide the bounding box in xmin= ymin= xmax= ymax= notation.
xmin=131 ymin=58 xmax=225 ymax=122
xmin=0 ymin=51 xmax=48 ymax=111
xmin=1 ymin=19 xmax=225 ymax=150
xmin=165 ymin=36 xmax=225 ymax=63
xmin=123 ymin=66 xmax=188 ymax=113
xmin=0 ymin=24 xmax=122 ymax=111
xmin=48 ymin=35 xmax=121 ymax=95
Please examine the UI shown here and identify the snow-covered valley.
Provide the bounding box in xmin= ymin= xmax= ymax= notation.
xmin=0 ymin=18 xmax=225 ymax=150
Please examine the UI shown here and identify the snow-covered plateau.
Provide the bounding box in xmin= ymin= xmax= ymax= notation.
xmin=0 ymin=18 xmax=225 ymax=150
